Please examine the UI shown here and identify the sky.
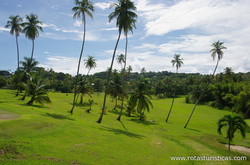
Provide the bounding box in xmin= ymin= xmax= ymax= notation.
xmin=0 ymin=0 xmax=250 ymax=75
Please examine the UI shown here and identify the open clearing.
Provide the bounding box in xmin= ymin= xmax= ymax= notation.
xmin=0 ymin=89 xmax=249 ymax=164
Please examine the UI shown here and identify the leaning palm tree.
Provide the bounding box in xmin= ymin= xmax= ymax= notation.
xmin=84 ymin=55 xmax=96 ymax=75
xmin=97 ymin=0 xmax=137 ymax=123
xmin=116 ymin=54 xmax=125 ymax=70
xmin=217 ymin=115 xmax=247 ymax=151
xmin=70 ymin=0 xmax=94 ymax=114
xmin=5 ymin=15 xmax=23 ymax=96
xmin=22 ymin=13 xmax=43 ymax=72
xmin=166 ymin=54 xmax=183 ymax=122
xmin=184 ymin=41 xmax=227 ymax=128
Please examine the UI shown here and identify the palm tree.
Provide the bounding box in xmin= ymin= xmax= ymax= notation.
xmin=217 ymin=115 xmax=247 ymax=151
xmin=19 ymin=57 xmax=39 ymax=101
xmin=130 ymin=78 xmax=153 ymax=120
xmin=70 ymin=0 xmax=94 ymax=114
xmin=86 ymin=99 xmax=94 ymax=113
xmin=22 ymin=13 xmax=43 ymax=72
xmin=5 ymin=15 xmax=23 ymax=96
xmin=22 ymin=77 xmax=52 ymax=105
xmin=184 ymin=41 xmax=227 ymax=128
xmin=76 ymin=77 xmax=92 ymax=104
xmin=20 ymin=57 xmax=39 ymax=73
xmin=116 ymin=54 xmax=125 ymax=70
xmin=166 ymin=54 xmax=183 ymax=122
xmin=97 ymin=0 xmax=137 ymax=123
xmin=84 ymin=55 xmax=96 ymax=75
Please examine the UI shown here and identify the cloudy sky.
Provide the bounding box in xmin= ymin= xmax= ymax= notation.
xmin=0 ymin=0 xmax=250 ymax=75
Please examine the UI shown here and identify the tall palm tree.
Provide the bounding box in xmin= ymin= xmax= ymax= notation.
xmin=116 ymin=54 xmax=125 ymax=70
xmin=166 ymin=54 xmax=183 ymax=122
xmin=184 ymin=41 xmax=227 ymax=128
xmin=5 ymin=15 xmax=23 ymax=96
xmin=22 ymin=13 xmax=43 ymax=72
xmin=84 ymin=56 xmax=96 ymax=75
xmin=217 ymin=115 xmax=247 ymax=151
xmin=97 ymin=0 xmax=137 ymax=123
xmin=70 ymin=0 xmax=94 ymax=114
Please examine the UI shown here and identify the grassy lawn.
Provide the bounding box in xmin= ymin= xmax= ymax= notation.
xmin=0 ymin=89 xmax=249 ymax=164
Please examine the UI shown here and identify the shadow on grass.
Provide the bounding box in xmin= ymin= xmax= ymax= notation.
xmin=186 ymin=128 xmax=201 ymax=132
xmin=20 ymin=103 xmax=49 ymax=109
xmin=130 ymin=119 xmax=158 ymax=126
xmin=43 ymin=113 xmax=75 ymax=121
xmin=100 ymin=126 xmax=145 ymax=139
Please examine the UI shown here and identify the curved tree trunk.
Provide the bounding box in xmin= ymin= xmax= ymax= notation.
xmin=70 ymin=14 xmax=86 ymax=114
xmin=166 ymin=97 xmax=175 ymax=122
xmin=15 ymin=35 xmax=20 ymax=96
xmin=117 ymin=35 xmax=128 ymax=121
xmin=184 ymin=58 xmax=220 ymax=128
xmin=97 ymin=31 xmax=122 ymax=123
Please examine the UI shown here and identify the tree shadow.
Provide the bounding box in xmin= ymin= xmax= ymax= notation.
xmin=186 ymin=127 xmax=201 ymax=132
xmin=43 ymin=113 xmax=75 ymax=121
xmin=99 ymin=126 xmax=144 ymax=139
xmin=130 ymin=119 xmax=158 ymax=126
xmin=20 ymin=103 xmax=49 ymax=109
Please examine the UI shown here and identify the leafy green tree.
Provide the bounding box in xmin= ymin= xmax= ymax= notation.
xmin=5 ymin=15 xmax=24 ymax=96
xmin=130 ymin=78 xmax=153 ymax=120
xmin=22 ymin=77 xmax=51 ymax=105
xmin=217 ymin=115 xmax=247 ymax=151
xmin=166 ymin=54 xmax=183 ymax=122
xmin=98 ymin=0 xmax=137 ymax=123
xmin=70 ymin=0 xmax=94 ymax=114
xmin=184 ymin=41 xmax=227 ymax=128
xmin=22 ymin=13 xmax=43 ymax=72
xmin=84 ymin=56 xmax=96 ymax=75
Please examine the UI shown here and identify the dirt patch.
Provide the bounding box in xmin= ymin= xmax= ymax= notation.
xmin=0 ymin=110 xmax=20 ymax=120
xmin=227 ymin=145 xmax=250 ymax=154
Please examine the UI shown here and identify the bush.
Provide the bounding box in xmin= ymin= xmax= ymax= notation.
xmin=0 ymin=76 xmax=6 ymax=88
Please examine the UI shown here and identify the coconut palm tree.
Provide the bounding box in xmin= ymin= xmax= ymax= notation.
xmin=166 ymin=54 xmax=183 ymax=122
xmin=84 ymin=55 xmax=96 ymax=75
xmin=76 ymin=76 xmax=92 ymax=104
xmin=22 ymin=77 xmax=51 ymax=105
xmin=217 ymin=115 xmax=247 ymax=151
xmin=5 ymin=15 xmax=23 ymax=96
xmin=184 ymin=41 xmax=227 ymax=128
xmin=70 ymin=0 xmax=94 ymax=114
xmin=97 ymin=0 xmax=137 ymax=123
xmin=130 ymin=78 xmax=153 ymax=120
xmin=116 ymin=54 xmax=125 ymax=70
xmin=20 ymin=57 xmax=39 ymax=73
xmin=22 ymin=13 xmax=43 ymax=72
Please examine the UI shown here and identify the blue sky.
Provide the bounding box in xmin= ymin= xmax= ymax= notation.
xmin=1 ymin=0 xmax=250 ymax=75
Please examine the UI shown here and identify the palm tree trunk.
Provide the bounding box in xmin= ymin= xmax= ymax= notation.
xmin=29 ymin=39 xmax=35 ymax=73
xmin=117 ymin=97 xmax=124 ymax=121
xmin=124 ymin=35 xmax=128 ymax=69
xmin=118 ymin=35 xmax=128 ymax=121
xmin=70 ymin=14 xmax=86 ymax=115
xmin=114 ymin=97 xmax=118 ymax=110
xmin=15 ymin=35 xmax=20 ymax=96
xmin=228 ymin=138 xmax=231 ymax=151
xmin=97 ymin=31 xmax=122 ymax=123
xmin=184 ymin=58 xmax=220 ymax=128
xmin=166 ymin=97 xmax=175 ymax=122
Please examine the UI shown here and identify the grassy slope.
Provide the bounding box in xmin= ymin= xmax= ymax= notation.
xmin=0 ymin=89 xmax=249 ymax=165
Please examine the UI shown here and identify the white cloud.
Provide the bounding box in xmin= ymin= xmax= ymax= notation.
xmin=0 ymin=27 xmax=9 ymax=32
xmin=74 ymin=20 xmax=82 ymax=27
xmin=94 ymin=2 xmax=111 ymax=10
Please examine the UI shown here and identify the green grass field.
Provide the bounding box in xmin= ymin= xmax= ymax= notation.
xmin=0 ymin=89 xmax=249 ymax=164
